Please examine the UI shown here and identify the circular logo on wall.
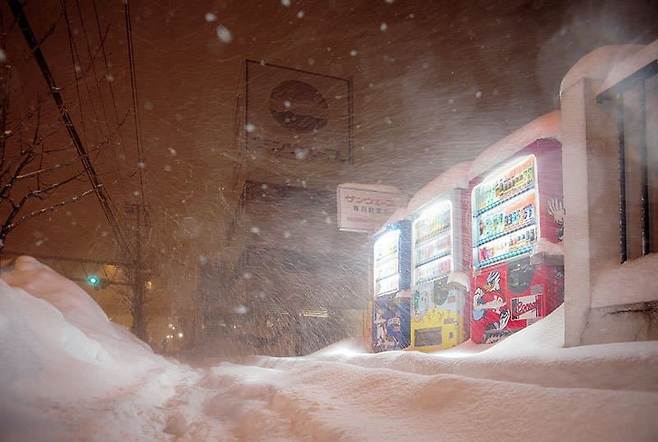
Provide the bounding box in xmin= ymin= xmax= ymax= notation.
xmin=269 ymin=80 xmax=329 ymax=133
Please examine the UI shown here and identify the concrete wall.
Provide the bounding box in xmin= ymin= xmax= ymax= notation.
xmin=560 ymin=43 xmax=658 ymax=346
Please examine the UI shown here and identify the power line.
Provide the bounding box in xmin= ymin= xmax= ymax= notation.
xmin=123 ymin=0 xmax=147 ymax=209
xmin=73 ymin=0 xmax=131 ymax=203
xmin=92 ymin=0 xmax=122 ymax=126
xmin=60 ymin=0 xmax=88 ymax=142
xmin=7 ymin=0 xmax=133 ymax=260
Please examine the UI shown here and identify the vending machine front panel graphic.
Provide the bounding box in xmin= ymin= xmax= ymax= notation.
xmin=470 ymin=139 xmax=564 ymax=344
xmin=372 ymin=221 xmax=412 ymax=352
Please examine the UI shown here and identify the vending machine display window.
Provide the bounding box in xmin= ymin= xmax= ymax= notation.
xmin=373 ymin=229 xmax=401 ymax=296
xmin=412 ymin=201 xmax=453 ymax=284
xmin=472 ymin=155 xmax=540 ymax=269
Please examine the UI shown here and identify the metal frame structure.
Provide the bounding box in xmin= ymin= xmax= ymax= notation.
xmin=598 ymin=60 xmax=657 ymax=262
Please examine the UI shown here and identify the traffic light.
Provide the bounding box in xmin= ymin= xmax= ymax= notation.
xmin=85 ymin=274 xmax=108 ymax=289
xmin=86 ymin=274 xmax=100 ymax=287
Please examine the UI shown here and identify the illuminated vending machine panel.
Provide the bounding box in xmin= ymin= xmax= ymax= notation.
xmin=473 ymin=155 xmax=539 ymax=268
xmin=372 ymin=221 xmax=411 ymax=352
xmin=410 ymin=199 xmax=464 ymax=350
xmin=470 ymin=144 xmax=564 ymax=344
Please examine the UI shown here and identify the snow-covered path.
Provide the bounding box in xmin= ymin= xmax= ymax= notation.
xmin=2 ymin=257 xmax=658 ymax=441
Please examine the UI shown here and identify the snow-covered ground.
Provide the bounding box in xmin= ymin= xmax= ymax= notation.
xmin=1 ymin=256 xmax=658 ymax=441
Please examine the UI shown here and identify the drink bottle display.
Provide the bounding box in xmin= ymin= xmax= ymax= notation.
xmin=374 ymin=229 xmax=402 ymax=295
xmin=473 ymin=155 xmax=539 ymax=269
xmin=415 ymin=256 xmax=452 ymax=284
xmin=475 ymin=156 xmax=535 ymax=214
xmin=413 ymin=202 xmax=452 ymax=284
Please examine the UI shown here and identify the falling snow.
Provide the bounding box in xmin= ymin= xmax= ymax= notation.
xmin=216 ymin=25 xmax=233 ymax=43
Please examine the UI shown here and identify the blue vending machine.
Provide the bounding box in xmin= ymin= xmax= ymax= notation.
xmin=372 ymin=220 xmax=412 ymax=352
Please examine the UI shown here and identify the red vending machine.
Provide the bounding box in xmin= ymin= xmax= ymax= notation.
xmin=469 ymin=137 xmax=564 ymax=344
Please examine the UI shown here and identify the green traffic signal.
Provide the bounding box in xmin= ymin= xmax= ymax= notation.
xmin=86 ymin=274 xmax=100 ymax=287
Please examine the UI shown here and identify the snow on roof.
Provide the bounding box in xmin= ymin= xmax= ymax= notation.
xmin=559 ymin=45 xmax=644 ymax=97
xmin=468 ymin=111 xmax=561 ymax=180
xmin=407 ymin=161 xmax=471 ymax=214
xmin=598 ymin=40 xmax=658 ymax=95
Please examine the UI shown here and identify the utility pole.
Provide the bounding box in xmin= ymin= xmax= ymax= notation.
xmin=125 ymin=203 xmax=150 ymax=339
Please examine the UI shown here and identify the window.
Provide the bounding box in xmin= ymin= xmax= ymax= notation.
xmin=599 ymin=60 xmax=658 ymax=262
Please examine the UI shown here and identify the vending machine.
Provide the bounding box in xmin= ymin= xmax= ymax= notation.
xmin=470 ymin=138 xmax=564 ymax=344
xmin=372 ymin=221 xmax=412 ymax=352
xmin=409 ymin=194 xmax=466 ymax=351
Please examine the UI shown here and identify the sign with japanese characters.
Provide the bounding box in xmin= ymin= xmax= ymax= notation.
xmin=337 ymin=184 xmax=406 ymax=232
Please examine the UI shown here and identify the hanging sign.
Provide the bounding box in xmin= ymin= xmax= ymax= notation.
xmin=337 ymin=183 xmax=406 ymax=233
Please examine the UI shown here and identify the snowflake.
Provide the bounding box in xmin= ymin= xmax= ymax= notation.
xmin=281 ymin=0 xmax=291 ymax=6
xmin=216 ymin=25 xmax=233 ymax=43
xmin=294 ymin=147 xmax=309 ymax=160
xmin=475 ymin=91 xmax=483 ymax=98
xmin=250 ymin=226 xmax=260 ymax=234
xmin=380 ymin=22 xmax=388 ymax=32
xmin=245 ymin=122 xmax=256 ymax=133
xmin=350 ymin=49 xmax=358 ymax=56
xmin=205 ymin=12 xmax=217 ymax=22
xmin=297 ymin=10 xmax=304 ymax=18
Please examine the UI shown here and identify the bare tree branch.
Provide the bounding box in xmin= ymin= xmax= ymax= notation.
xmin=0 ymin=148 xmax=33 ymax=200
xmin=3 ymin=184 xmax=100 ymax=234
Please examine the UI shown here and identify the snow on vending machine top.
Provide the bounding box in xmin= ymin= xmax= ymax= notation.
xmin=469 ymin=116 xmax=564 ymax=344
xmin=407 ymin=162 xmax=471 ymax=351
xmin=371 ymin=220 xmax=412 ymax=352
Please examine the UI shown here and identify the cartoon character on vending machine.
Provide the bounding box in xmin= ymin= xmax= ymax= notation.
xmin=387 ymin=311 xmax=403 ymax=350
xmin=413 ymin=288 xmax=430 ymax=322
xmin=547 ymin=198 xmax=565 ymax=241
xmin=471 ymin=271 xmax=511 ymax=343
xmin=374 ymin=310 xmax=388 ymax=350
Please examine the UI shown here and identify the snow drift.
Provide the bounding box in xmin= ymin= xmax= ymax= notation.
xmin=1 ymin=256 xmax=658 ymax=441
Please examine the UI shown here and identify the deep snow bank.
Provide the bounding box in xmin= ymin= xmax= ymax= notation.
xmin=0 ymin=257 xmax=194 ymax=441
xmin=2 ymin=257 xmax=658 ymax=442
